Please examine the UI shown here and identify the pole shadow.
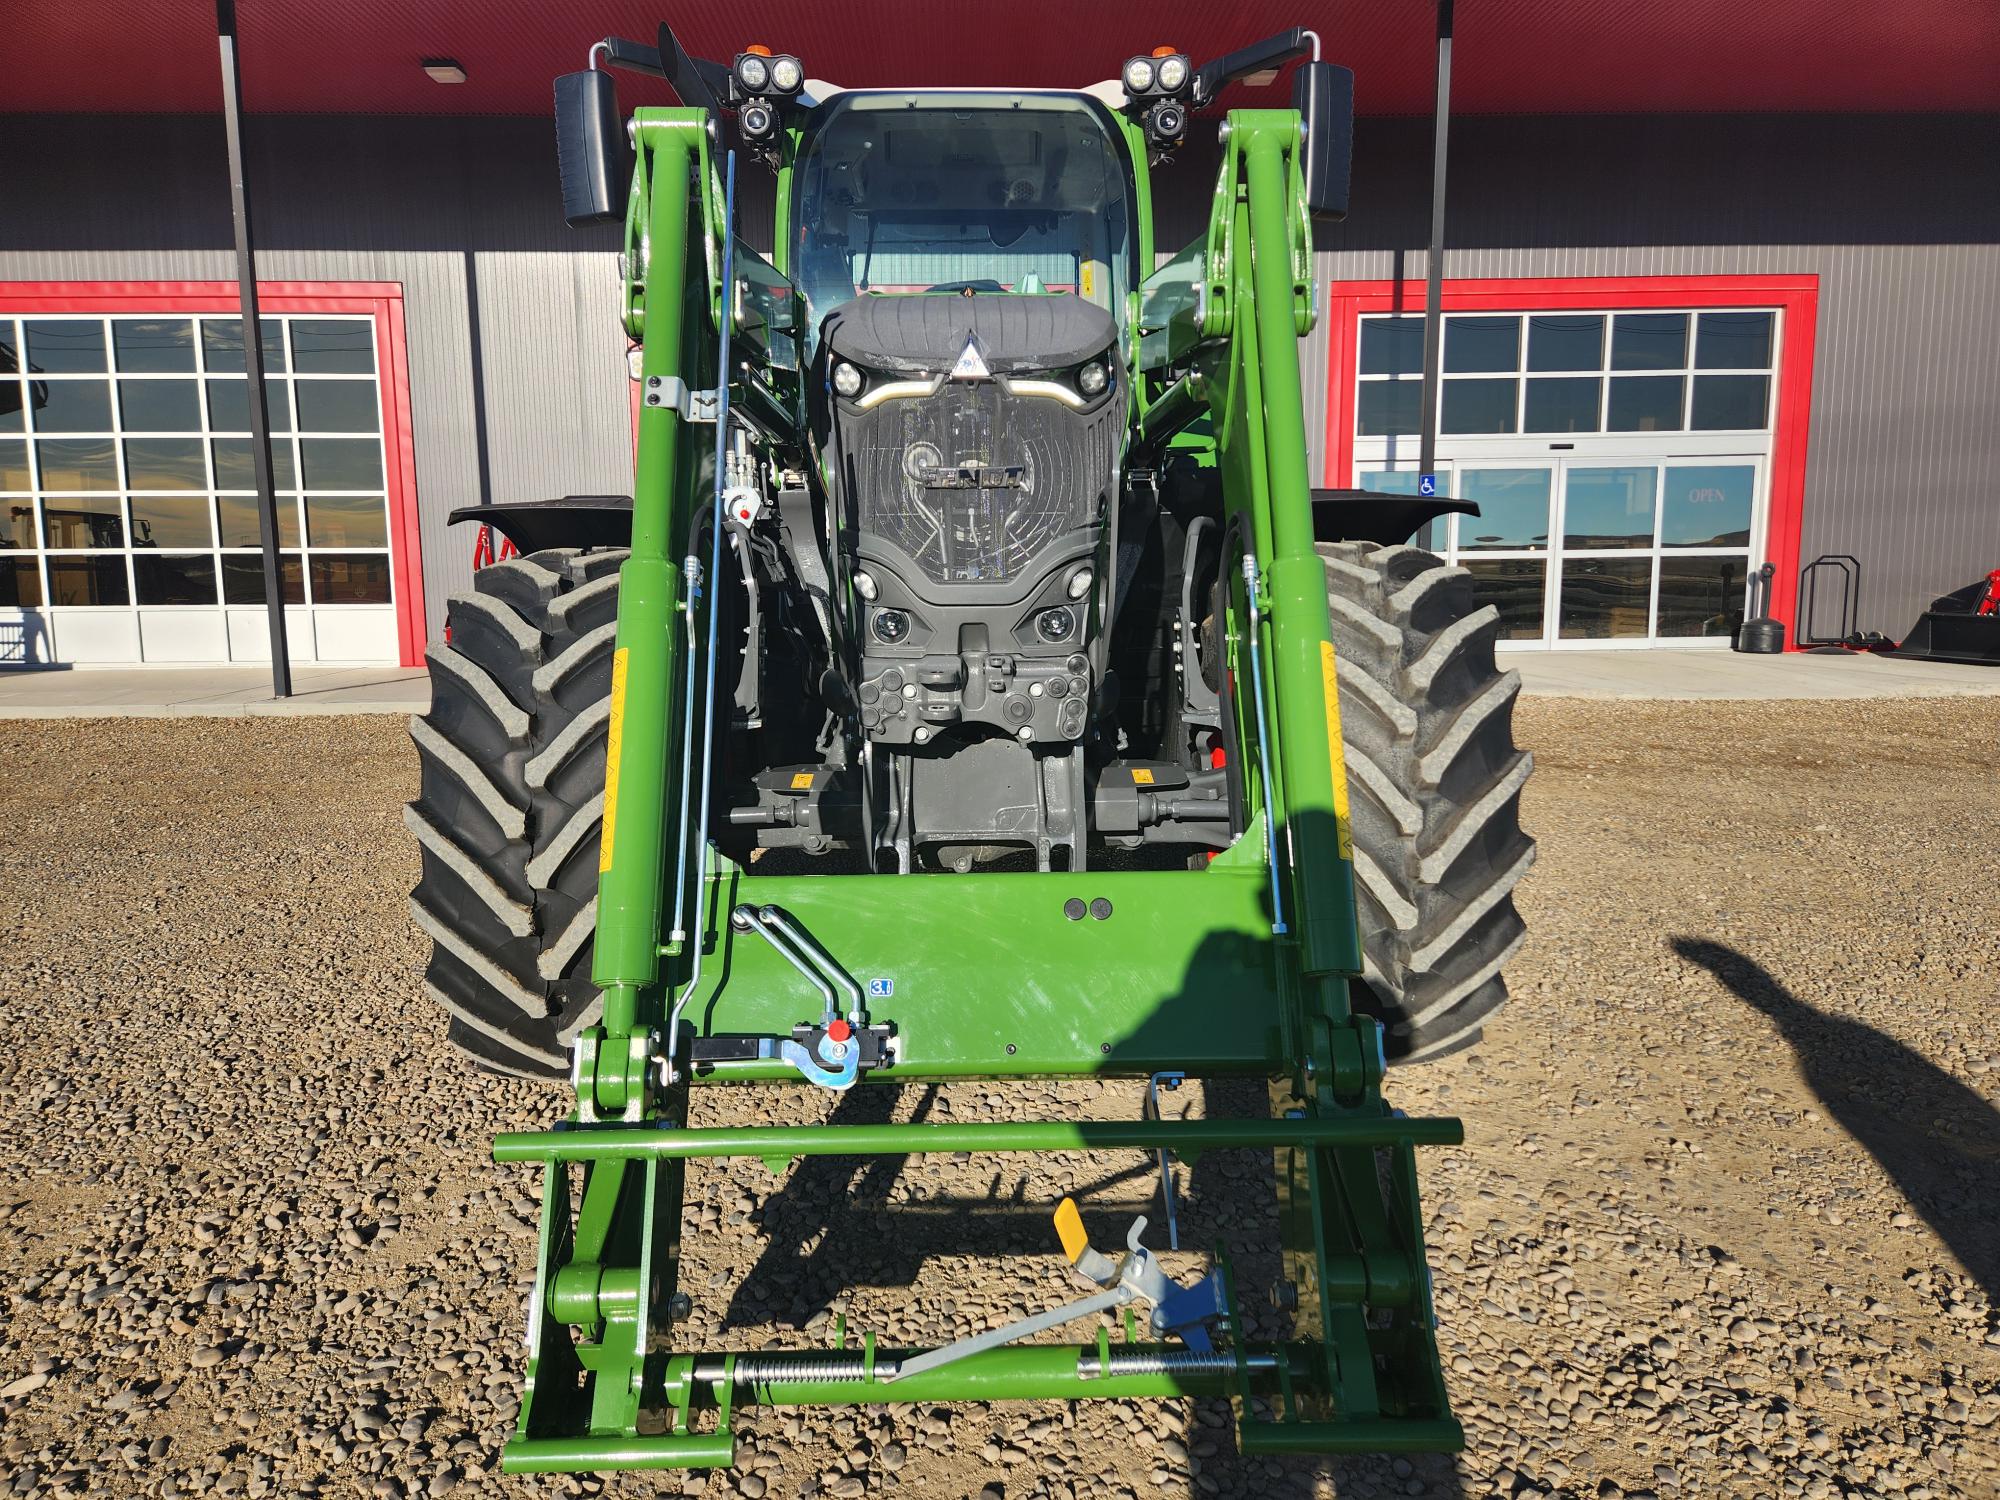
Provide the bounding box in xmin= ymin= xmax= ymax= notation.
xmin=1671 ymin=936 xmax=2000 ymax=1303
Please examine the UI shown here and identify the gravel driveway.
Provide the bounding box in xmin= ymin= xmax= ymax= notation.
xmin=0 ymin=699 xmax=1994 ymax=1499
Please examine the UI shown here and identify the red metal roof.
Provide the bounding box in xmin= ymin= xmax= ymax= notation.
xmin=9 ymin=0 xmax=1999 ymax=116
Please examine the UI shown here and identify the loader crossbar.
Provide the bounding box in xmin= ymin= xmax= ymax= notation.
xmin=495 ymin=1115 xmax=1464 ymax=1163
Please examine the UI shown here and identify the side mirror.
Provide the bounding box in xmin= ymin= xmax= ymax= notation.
xmin=554 ymin=69 xmax=628 ymax=227
xmin=1293 ymin=62 xmax=1354 ymax=222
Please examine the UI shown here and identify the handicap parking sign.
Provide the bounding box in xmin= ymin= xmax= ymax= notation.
xmin=1418 ymin=473 xmax=1438 ymax=497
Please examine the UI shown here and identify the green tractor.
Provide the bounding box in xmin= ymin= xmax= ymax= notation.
xmin=406 ymin=21 xmax=1533 ymax=1472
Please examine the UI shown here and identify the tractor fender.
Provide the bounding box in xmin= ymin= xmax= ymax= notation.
xmin=451 ymin=495 xmax=634 ymax=555
xmin=1310 ymin=488 xmax=1476 ymax=547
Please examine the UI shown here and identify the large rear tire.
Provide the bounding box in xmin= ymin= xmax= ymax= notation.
xmin=406 ymin=549 xmax=624 ymax=1078
xmin=1320 ymin=542 xmax=1535 ymax=1062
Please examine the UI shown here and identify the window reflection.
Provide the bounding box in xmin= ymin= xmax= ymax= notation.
xmin=1610 ymin=314 xmax=1687 ymax=371
xmin=42 ymin=495 xmax=123 ymax=549
xmin=1607 ymin=376 xmax=1683 ymax=432
xmin=1558 ymin=558 xmax=1651 ymax=639
xmin=1359 ymin=319 xmax=1425 ymax=377
xmin=1526 ymin=315 xmax=1602 ymax=372
xmin=1563 ymin=467 xmax=1657 ymax=549
xmin=217 ymin=494 xmax=301 ymax=549
xmin=1690 ymin=375 xmax=1769 ymax=430
xmin=46 ymin=556 xmax=128 ymax=605
xmin=133 ymin=553 xmax=218 ymax=605
xmin=24 ymin=321 xmax=106 ymax=374
xmin=1523 ymin=377 xmax=1599 ymax=433
xmin=31 ymin=380 xmax=113 ymax=434
xmin=130 ymin=496 xmax=215 ymax=550
xmin=1444 ymin=317 xmax=1520 ymax=373
xmin=1695 ymin=312 xmax=1773 ymax=370
xmin=113 ymin=319 xmax=196 ymax=374
xmin=1662 ymin=465 xmax=1754 ymax=546
xmin=120 ymin=380 xmax=202 ymax=433
xmin=221 ymin=554 xmax=306 ymax=606
xmin=1357 ymin=380 xmax=1420 ymax=436
xmin=1441 ymin=379 xmax=1517 ymax=435
xmin=1461 ymin=560 xmax=1545 ymax=639
xmin=1658 ymin=557 xmax=1747 ymax=637
xmin=1456 ymin=469 xmax=1551 ymax=551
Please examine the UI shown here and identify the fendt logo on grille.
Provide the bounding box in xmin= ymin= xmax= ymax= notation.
xmin=950 ymin=337 xmax=992 ymax=381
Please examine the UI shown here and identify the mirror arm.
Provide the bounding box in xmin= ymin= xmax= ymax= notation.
xmin=597 ymin=36 xmax=666 ymax=78
xmin=1192 ymin=27 xmax=1315 ymax=108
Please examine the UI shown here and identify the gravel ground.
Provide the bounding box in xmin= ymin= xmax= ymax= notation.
xmin=0 ymin=699 xmax=1995 ymax=1500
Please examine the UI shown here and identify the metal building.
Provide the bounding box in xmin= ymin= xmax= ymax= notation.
xmin=2 ymin=3 xmax=1996 ymax=667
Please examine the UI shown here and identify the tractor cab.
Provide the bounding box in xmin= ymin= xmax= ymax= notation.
xmin=787 ymin=91 xmax=1138 ymax=340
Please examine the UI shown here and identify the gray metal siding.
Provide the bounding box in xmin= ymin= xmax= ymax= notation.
xmin=4 ymin=111 xmax=1994 ymax=643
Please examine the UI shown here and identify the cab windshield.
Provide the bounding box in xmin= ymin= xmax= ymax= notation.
xmin=790 ymin=92 xmax=1134 ymax=352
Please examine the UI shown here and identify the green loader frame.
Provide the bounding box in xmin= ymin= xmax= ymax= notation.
xmin=489 ymin=44 xmax=1462 ymax=1474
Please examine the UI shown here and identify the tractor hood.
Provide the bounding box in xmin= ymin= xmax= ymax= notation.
xmin=823 ymin=293 xmax=1116 ymax=377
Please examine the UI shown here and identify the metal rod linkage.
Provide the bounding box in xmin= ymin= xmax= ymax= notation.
xmin=1239 ymin=554 xmax=1287 ymax=935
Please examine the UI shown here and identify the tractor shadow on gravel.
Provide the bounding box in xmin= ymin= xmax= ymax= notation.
xmin=1673 ymin=937 xmax=2000 ymax=1303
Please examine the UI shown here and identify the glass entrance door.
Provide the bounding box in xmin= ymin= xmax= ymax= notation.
xmin=1362 ymin=456 xmax=1765 ymax=647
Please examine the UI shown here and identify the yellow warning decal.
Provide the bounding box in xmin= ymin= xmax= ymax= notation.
xmin=790 ymin=771 xmax=815 ymax=790
xmin=1053 ymin=1197 xmax=1089 ymax=1263
xmin=1320 ymin=639 xmax=1354 ymax=862
xmin=1131 ymin=767 xmax=1155 ymax=785
xmin=599 ymin=647 xmax=630 ymax=873
xmin=1080 ymin=263 xmax=1096 ymax=299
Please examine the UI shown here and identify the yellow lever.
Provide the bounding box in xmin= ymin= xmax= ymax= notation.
xmin=1053 ymin=1196 xmax=1089 ymax=1264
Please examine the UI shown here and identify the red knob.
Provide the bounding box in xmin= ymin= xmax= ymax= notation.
xmin=827 ymin=1018 xmax=852 ymax=1042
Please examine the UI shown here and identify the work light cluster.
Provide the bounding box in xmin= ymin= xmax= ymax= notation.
xmin=732 ymin=47 xmax=805 ymax=143
xmin=1121 ymin=48 xmax=1193 ymax=149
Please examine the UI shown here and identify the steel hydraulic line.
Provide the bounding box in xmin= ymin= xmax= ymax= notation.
xmin=1239 ymin=552 xmax=1287 ymax=936
xmin=757 ymin=906 xmax=866 ymax=1025
xmin=667 ymin=551 xmax=702 ymax=944
xmin=663 ymin=149 xmax=737 ymax=1077
xmin=729 ymin=905 xmax=838 ymax=1028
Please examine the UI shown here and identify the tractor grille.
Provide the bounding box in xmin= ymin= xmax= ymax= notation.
xmin=841 ymin=382 xmax=1118 ymax=587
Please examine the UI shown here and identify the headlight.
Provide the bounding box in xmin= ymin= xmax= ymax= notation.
xmin=1076 ymin=361 xmax=1108 ymax=397
xmin=1122 ymin=57 xmax=1155 ymax=94
xmin=852 ymin=569 xmax=877 ymax=601
xmin=735 ymin=53 xmax=771 ymax=93
xmin=832 ymin=361 xmax=864 ymax=397
xmin=1067 ymin=567 xmax=1094 ymax=599
xmin=769 ymin=56 xmax=803 ymax=93
xmin=1036 ymin=607 xmax=1077 ymax=643
xmin=1148 ymin=101 xmax=1186 ymax=144
xmin=739 ymin=100 xmax=777 ymax=140
xmin=1156 ymin=54 xmax=1189 ymax=92
xmin=872 ymin=608 xmax=910 ymax=644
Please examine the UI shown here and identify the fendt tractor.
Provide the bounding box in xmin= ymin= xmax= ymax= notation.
xmin=404 ymin=20 xmax=1534 ymax=1472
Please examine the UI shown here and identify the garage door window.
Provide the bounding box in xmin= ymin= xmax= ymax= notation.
xmin=0 ymin=313 xmax=392 ymax=612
